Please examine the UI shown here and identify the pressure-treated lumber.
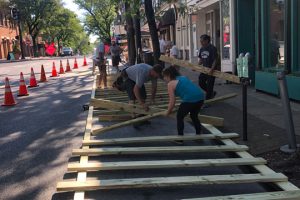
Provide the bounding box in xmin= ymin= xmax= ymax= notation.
xmin=57 ymin=173 xmax=286 ymax=192
xmin=204 ymin=93 xmax=237 ymax=104
xmin=160 ymin=55 xmax=240 ymax=84
xmin=183 ymin=190 xmax=300 ymax=200
xmin=67 ymin=157 xmax=266 ymax=172
xmin=202 ymin=123 xmax=299 ymax=191
xmin=98 ymin=114 xmax=133 ymax=122
xmin=90 ymin=98 xmax=161 ymax=115
xmin=72 ymin=145 xmax=248 ymax=156
xmin=74 ymin=75 xmax=97 ymax=200
xmin=82 ymin=133 xmax=238 ymax=146
xmin=92 ymin=111 xmax=166 ymax=135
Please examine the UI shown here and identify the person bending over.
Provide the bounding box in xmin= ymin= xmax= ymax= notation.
xmin=164 ymin=66 xmax=205 ymax=137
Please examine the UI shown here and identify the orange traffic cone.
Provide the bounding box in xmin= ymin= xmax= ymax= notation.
xmin=65 ymin=59 xmax=71 ymax=72
xmin=40 ymin=65 xmax=47 ymax=82
xmin=59 ymin=60 xmax=65 ymax=74
xmin=2 ymin=77 xmax=16 ymax=106
xmin=50 ymin=62 xmax=58 ymax=77
xmin=18 ymin=72 xmax=29 ymax=96
xmin=73 ymin=58 xmax=78 ymax=69
xmin=28 ymin=68 xmax=39 ymax=88
xmin=83 ymin=56 xmax=87 ymax=66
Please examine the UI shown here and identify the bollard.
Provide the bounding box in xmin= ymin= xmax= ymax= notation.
xmin=241 ymin=77 xmax=249 ymax=141
xmin=277 ymin=71 xmax=299 ymax=153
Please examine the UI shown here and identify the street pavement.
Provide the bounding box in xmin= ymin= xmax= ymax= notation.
xmin=0 ymin=57 xmax=94 ymax=200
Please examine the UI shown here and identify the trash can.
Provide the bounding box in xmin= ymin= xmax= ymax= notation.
xmin=143 ymin=51 xmax=154 ymax=66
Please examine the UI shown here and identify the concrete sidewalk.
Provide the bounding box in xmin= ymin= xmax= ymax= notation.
xmin=180 ymin=68 xmax=300 ymax=155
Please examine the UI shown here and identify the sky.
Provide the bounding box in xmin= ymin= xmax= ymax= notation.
xmin=62 ymin=0 xmax=98 ymax=43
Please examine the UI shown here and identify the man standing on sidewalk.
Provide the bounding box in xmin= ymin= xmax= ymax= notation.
xmin=198 ymin=34 xmax=218 ymax=100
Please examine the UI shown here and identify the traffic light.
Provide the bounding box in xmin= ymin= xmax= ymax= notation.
xmin=11 ymin=8 xmax=19 ymax=20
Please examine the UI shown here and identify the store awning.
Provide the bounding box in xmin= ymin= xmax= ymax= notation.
xmin=159 ymin=8 xmax=176 ymax=27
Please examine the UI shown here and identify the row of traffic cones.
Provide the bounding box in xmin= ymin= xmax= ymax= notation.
xmin=2 ymin=56 xmax=88 ymax=106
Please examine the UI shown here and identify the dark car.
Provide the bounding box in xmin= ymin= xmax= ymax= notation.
xmin=62 ymin=47 xmax=73 ymax=56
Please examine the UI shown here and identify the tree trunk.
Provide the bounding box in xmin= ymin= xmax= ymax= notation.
xmin=125 ymin=2 xmax=136 ymax=65
xmin=31 ymin=34 xmax=38 ymax=57
xmin=144 ymin=0 xmax=160 ymax=65
xmin=134 ymin=10 xmax=142 ymax=64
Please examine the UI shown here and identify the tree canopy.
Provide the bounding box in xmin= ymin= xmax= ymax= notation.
xmin=74 ymin=0 xmax=117 ymax=43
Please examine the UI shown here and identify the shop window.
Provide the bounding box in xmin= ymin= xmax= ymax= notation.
xmin=221 ymin=0 xmax=230 ymax=60
xmin=268 ymin=0 xmax=285 ymax=69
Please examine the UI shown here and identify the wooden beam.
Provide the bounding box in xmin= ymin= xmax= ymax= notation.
xmin=67 ymin=157 xmax=266 ymax=172
xmin=72 ymin=145 xmax=248 ymax=156
xmin=183 ymin=190 xmax=300 ymax=200
xmin=92 ymin=111 xmax=166 ymax=135
xmin=57 ymin=173 xmax=286 ymax=192
xmin=202 ymin=124 xmax=299 ymax=191
xmin=160 ymin=55 xmax=241 ymax=84
xmin=82 ymin=133 xmax=239 ymax=146
xmin=90 ymin=98 xmax=161 ymax=115
xmin=98 ymin=114 xmax=133 ymax=122
xmin=205 ymin=93 xmax=237 ymax=105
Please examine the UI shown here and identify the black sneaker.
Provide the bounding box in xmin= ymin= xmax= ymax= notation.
xmin=213 ymin=91 xmax=217 ymax=98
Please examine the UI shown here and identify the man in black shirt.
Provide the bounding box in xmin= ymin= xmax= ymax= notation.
xmin=198 ymin=34 xmax=218 ymax=100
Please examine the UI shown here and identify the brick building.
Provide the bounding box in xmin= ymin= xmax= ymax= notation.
xmin=0 ymin=7 xmax=18 ymax=59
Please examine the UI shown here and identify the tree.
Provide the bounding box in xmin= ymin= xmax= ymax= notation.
xmin=144 ymin=0 xmax=160 ymax=64
xmin=10 ymin=0 xmax=60 ymax=57
xmin=124 ymin=1 xmax=136 ymax=65
xmin=74 ymin=0 xmax=116 ymax=43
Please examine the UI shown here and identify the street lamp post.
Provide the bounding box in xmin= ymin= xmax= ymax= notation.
xmin=11 ymin=8 xmax=25 ymax=59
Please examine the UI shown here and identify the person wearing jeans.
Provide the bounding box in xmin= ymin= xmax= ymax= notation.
xmin=198 ymin=34 xmax=218 ymax=100
xmin=164 ymin=66 xmax=205 ymax=139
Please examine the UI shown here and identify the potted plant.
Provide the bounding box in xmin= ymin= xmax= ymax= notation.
xmin=12 ymin=44 xmax=21 ymax=60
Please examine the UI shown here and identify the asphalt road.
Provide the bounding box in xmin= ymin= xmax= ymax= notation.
xmin=0 ymin=57 xmax=94 ymax=200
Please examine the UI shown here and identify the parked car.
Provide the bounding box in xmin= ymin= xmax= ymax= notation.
xmin=61 ymin=47 xmax=73 ymax=56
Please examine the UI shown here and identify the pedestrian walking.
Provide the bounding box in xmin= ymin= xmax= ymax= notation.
xmin=94 ymin=40 xmax=107 ymax=88
xmin=163 ymin=66 xmax=205 ymax=140
xmin=110 ymin=40 xmax=122 ymax=71
xmin=198 ymin=34 xmax=218 ymax=100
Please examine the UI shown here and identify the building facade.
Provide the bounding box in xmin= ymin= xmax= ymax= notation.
xmin=0 ymin=8 xmax=18 ymax=59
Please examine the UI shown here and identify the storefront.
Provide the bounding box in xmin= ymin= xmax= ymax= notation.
xmin=236 ymin=0 xmax=300 ymax=100
xmin=187 ymin=0 xmax=236 ymax=73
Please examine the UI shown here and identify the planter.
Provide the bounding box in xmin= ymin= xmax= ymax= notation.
xmin=286 ymin=75 xmax=300 ymax=101
xmin=255 ymin=71 xmax=279 ymax=96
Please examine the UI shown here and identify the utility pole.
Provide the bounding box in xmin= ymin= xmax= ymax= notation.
xmin=11 ymin=8 xmax=25 ymax=59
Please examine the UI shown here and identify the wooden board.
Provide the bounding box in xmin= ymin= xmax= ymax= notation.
xmin=67 ymin=157 xmax=266 ymax=172
xmin=92 ymin=111 xmax=166 ymax=135
xmin=160 ymin=55 xmax=241 ymax=84
xmin=82 ymin=133 xmax=239 ymax=146
xmin=202 ymin=123 xmax=299 ymax=191
xmin=98 ymin=114 xmax=133 ymax=122
xmin=57 ymin=173 xmax=286 ymax=192
xmin=183 ymin=190 xmax=300 ymax=200
xmin=72 ymin=145 xmax=248 ymax=156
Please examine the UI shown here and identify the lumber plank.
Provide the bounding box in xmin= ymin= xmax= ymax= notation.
xmin=57 ymin=173 xmax=286 ymax=192
xmin=160 ymin=55 xmax=241 ymax=84
xmin=67 ymin=157 xmax=266 ymax=172
xmin=82 ymin=133 xmax=239 ymax=146
xmin=92 ymin=111 xmax=166 ymax=135
xmin=202 ymin=123 xmax=299 ymax=191
xmin=72 ymin=145 xmax=248 ymax=156
xmin=90 ymin=98 xmax=161 ymax=115
xmin=183 ymin=190 xmax=300 ymax=200
xmin=74 ymin=75 xmax=97 ymax=200
xmin=98 ymin=114 xmax=133 ymax=122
